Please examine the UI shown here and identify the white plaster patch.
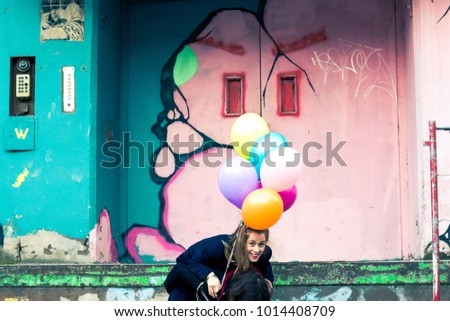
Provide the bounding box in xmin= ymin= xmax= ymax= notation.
xmin=392 ymin=286 xmax=408 ymax=301
xmin=357 ymin=288 xmax=366 ymax=301
xmin=106 ymin=288 xmax=155 ymax=301
xmin=301 ymin=286 xmax=352 ymax=301
xmin=2 ymin=229 xmax=92 ymax=263
xmin=78 ymin=293 xmax=100 ymax=301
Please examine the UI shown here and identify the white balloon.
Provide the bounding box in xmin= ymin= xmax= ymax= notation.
xmin=260 ymin=146 xmax=302 ymax=191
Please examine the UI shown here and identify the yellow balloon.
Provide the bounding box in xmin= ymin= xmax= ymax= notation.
xmin=241 ymin=188 xmax=283 ymax=230
xmin=231 ymin=113 xmax=269 ymax=160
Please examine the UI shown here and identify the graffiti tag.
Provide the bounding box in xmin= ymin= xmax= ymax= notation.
xmin=12 ymin=168 xmax=29 ymax=188
xmin=311 ymin=38 xmax=397 ymax=101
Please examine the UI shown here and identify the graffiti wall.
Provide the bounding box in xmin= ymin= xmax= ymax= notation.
xmin=120 ymin=0 xmax=402 ymax=264
xmin=2 ymin=0 xmax=450 ymax=268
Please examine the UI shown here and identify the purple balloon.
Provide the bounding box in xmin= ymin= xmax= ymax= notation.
xmin=218 ymin=156 xmax=259 ymax=208
xmin=278 ymin=185 xmax=297 ymax=212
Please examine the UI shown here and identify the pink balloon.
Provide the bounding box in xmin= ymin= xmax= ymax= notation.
xmin=278 ymin=185 xmax=297 ymax=212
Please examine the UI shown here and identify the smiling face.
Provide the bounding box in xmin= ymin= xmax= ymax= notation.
xmin=246 ymin=231 xmax=267 ymax=262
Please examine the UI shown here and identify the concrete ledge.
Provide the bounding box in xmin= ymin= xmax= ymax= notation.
xmin=275 ymin=261 xmax=450 ymax=285
xmin=0 ymin=261 xmax=448 ymax=288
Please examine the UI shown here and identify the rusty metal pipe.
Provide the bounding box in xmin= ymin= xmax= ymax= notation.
xmin=423 ymin=120 xmax=440 ymax=301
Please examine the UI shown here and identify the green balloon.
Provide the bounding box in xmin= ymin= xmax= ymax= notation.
xmin=174 ymin=46 xmax=198 ymax=86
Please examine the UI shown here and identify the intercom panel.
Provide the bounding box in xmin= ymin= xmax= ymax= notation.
xmin=16 ymin=74 xmax=31 ymax=98
xmin=10 ymin=56 xmax=35 ymax=116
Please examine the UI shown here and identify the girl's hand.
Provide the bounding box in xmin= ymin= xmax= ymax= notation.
xmin=206 ymin=272 xmax=221 ymax=298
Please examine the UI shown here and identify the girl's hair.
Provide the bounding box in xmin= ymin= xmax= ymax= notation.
xmin=223 ymin=223 xmax=269 ymax=272
xmin=226 ymin=270 xmax=271 ymax=301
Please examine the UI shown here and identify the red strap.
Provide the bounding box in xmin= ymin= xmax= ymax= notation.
xmin=217 ymin=268 xmax=236 ymax=301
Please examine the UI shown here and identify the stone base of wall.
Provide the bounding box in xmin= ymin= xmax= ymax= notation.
xmin=0 ymin=284 xmax=448 ymax=301
xmin=0 ymin=261 xmax=448 ymax=301
xmin=0 ymin=287 xmax=169 ymax=301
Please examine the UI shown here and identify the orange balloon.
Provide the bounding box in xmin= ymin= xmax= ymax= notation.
xmin=241 ymin=188 xmax=283 ymax=230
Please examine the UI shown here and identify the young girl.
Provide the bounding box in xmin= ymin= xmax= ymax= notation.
xmin=164 ymin=222 xmax=274 ymax=300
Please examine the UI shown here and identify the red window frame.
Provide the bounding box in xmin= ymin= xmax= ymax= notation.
xmin=223 ymin=74 xmax=244 ymax=116
xmin=278 ymin=72 xmax=300 ymax=116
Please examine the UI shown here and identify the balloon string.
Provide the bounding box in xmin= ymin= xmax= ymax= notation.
xmin=221 ymin=220 xmax=243 ymax=286
xmin=259 ymin=24 xmax=262 ymax=116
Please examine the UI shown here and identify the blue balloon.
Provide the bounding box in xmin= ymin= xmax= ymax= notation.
xmin=249 ymin=132 xmax=288 ymax=179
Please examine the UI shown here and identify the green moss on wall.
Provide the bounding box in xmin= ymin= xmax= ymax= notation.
xmin=0 ymin=261 xmax=449 ymax=288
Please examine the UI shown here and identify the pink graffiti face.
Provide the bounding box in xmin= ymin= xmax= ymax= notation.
xmin=148 ymin=9 xmax=310 ymax=249
xmin=142 ymin=5 xmax=327 ymax=256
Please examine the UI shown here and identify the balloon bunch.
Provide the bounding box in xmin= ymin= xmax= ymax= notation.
xmin=218 ymin=113 xmax=302 ymax=230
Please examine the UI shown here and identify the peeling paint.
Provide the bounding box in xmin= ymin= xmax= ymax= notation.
xmin=301 ymin=287 xmax=352 ymax=301
xmin=1 ymin=230 xmax=91 ymax=263
xmin=106 ymin=288 xmax=155 ymax=301
xmin=77 ymin=293 xmax=100 ymax=301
